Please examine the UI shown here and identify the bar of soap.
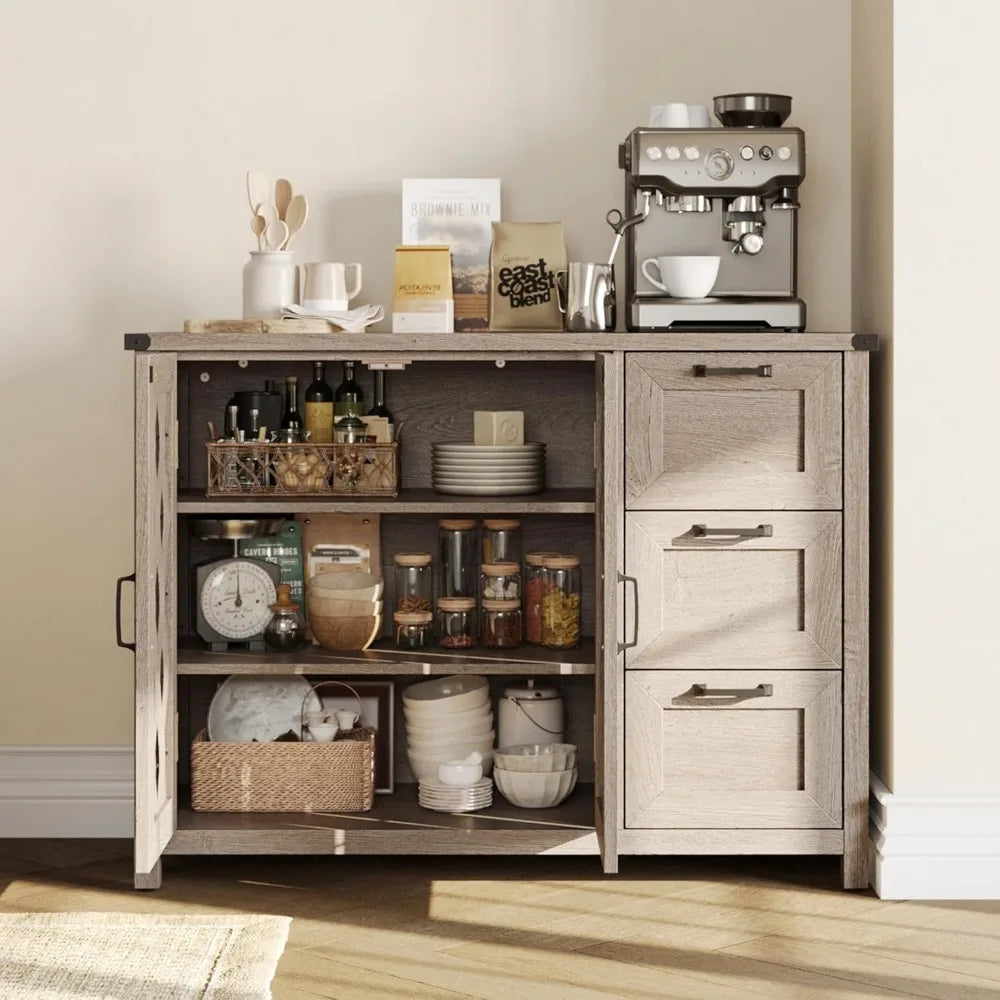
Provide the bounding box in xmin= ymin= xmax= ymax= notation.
xmin=474 ymin=411 xmax=524 ymax=446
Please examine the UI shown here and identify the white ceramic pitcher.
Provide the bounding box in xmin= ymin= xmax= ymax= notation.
xmin=300 ymin=262 xmax=363 ymax=312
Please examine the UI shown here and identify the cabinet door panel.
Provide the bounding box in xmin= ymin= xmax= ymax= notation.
xmin=625 ymin=670 xmax=842 ymax=828
xmin=134 ymin=353 xmax=178 ymax=874
xmin=626 ymin=511 xmax=841 ymax=669
xmin=625 ymin=352 xmax=842 ymax=509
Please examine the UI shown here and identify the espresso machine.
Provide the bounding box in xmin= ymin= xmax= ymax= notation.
xmin=618 ymin=93 xmax=806 ymax=330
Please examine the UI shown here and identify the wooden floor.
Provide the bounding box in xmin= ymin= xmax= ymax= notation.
xmin=1 ymin=841 xmax=998 ymax=999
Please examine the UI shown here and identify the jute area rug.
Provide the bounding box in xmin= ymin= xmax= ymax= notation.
xmin=0 ymin=912 xmax=290 ymax=999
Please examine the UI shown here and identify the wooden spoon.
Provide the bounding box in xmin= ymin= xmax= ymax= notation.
xmin=274 ymin=178 xmax=292 ymax=221
xmin=264 ymin=219 xmax=289 ymax=252
xmin=246 ymin=171 xmax=270 ymax=217
xmin=255 ymin=201 xmax=279 ymax=227
xmin=250 ymin=214 xmax=266 ymax=250
xmin=283 ymin=194 xmax=308 ymax=248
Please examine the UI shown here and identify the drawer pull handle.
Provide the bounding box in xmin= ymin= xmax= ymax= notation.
xmin=618 ymin=572 xmax=639 ymax=653
xmin=692 ymin=524 xmax=773 ymax=539
xmin=115 ymin=573 xmax=136 ymax=652
xmin=673 ymin=683 xmax=774 ymax=706
xmin=693 ymin=364 xmax=772 ymax=378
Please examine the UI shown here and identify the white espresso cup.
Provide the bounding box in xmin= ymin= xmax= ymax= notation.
xmin=299 ymin=262 xmax=363 ymax=312
xmin=306 ymin=721 xmax=339 ymax=742
xmin=648 ymin=102 xmax=690 ymax=128
xmin=334 ymin=710 xmax=359 ymax=730
xmin=641 ymin=255 xmax=721 ymax=299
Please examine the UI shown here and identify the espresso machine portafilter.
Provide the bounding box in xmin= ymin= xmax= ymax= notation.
xmin=618 ymin=92 xmax=807 ymax=331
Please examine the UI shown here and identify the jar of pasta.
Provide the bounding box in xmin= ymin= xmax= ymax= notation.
xmin=482 ymin=519 xmax=522 ymax=564
xmin=541 ymin=555 xmax=581 ymax=649
xmin=524 ymin=551 xmax=560 ymax=644
xmin=393 ymin=553 xmax=433 ymax=613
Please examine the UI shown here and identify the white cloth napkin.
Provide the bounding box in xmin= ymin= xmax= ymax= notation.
xmin=282 ymin=303 xmax=384 ymax=333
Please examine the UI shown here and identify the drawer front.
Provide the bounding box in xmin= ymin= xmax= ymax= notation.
xmin=625 ymin=352 xmax=842 ymax=509
xmin=625 ymin=670 xmax=842 ymax=829
xmin=625 ymin=511 xmax=842 ymax=670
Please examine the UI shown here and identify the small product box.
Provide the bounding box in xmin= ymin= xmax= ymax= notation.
xmin=474 ymin=410 xmax=524 ymax=446
xmin=392 ymin=245 xmax=454 ymax=333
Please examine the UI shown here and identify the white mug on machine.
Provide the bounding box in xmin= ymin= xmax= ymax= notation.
xmin=299 ymin=262 xmax=363 ymax=312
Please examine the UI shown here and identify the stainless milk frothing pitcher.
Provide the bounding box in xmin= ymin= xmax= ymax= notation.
xmin=555 ymin=263 xmax=616 ymax=332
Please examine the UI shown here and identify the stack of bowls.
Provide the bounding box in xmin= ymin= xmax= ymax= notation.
xmin=403 ymin=675 xmax=494 ymax=782
xmin=308 ymin=571 xmax=383 ymax=651
xmin=493 ymin=743 xmax=578 ymax=809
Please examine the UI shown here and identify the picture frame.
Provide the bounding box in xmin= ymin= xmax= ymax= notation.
xmin=320 ymin=680 xmax=394 ymax=793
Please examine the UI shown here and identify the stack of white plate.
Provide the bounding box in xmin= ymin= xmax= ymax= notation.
xmin=418 ymin=778 xmax=493 ymax=812
xmin=432 ymin=442 xmax=546 ymax=496
xmin=403 ymin=674 xmax=495 ymax=782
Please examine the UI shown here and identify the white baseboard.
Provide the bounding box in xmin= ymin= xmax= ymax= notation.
xmin=0 ymin=746 xmax=133 ymax=838
xmin=870 ymin=773 xmax=1000 ymax=899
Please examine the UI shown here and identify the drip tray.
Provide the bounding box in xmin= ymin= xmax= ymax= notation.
xmin=631 ymin=297 xmax=805 ymax=332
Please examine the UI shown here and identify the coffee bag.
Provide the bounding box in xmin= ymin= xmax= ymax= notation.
xmin=489 ymin=222 xmax=565 ymax=330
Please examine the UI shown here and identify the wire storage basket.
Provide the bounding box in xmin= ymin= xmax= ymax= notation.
xmin=206 ymin=441 xmax=399 ymax=497
xmin=191 ymin=682 xmax=376 ymax=812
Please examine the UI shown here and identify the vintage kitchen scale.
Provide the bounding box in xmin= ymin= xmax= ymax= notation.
xmin=191 ymin=519 xmax=284 ymax=651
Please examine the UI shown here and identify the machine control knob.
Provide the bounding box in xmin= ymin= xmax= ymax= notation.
xmin=738 ymin=232 xmax=765 ymax=255
xmin=683 ymin=145 xmax=700 ymax=160
xmin=705 ymin=148 xmax=735 ymax=181
xmin=759 ymin=145 xmax=774 ymax=160
xmin=777 ymin=145 xmax=792 ymax=161
xmin=739 ymin=144 xmax=754 ymax=161
xmin=645 ymin=145 xmax=663 ymax=160
xmin=664 ymin=145 xmax=681 ymax=160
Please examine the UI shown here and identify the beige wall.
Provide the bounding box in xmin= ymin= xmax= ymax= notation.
xmin=851 ymin=0 xmax=894 ymax=784
xmin=0 ymin=0 xmax=851 ymax=745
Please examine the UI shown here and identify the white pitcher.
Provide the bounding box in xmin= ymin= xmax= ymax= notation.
xmin=300 ymin=262 xmax=363 ymax=312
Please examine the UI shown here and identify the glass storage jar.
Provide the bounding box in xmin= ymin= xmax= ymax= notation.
xmin=481 ymin=561 xmax=521 ymax=601
xmin=524 ymin=551 xmax=560 ymax=644
xmin=439 ymin=519 xmax=477 ymax=598
xmin=482 ymin=519 xmax=522 ymax=564
xmin=541 ymin=555 xmax=581 ymax=649
xmin=264 ymin=583 xmax=306 ymax=651
xmin=481 ymin=598 xmax=522 ymax=649
xmin=436 ymin=597 xmax=476 ymax=649
xmin=394 ymin=610 xmax=433 ymax=650
xmin=393 ymin=552 xmax=433 ymax=613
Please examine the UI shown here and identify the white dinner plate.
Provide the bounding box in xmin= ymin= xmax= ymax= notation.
xmin=432 ymin=464 xmax=543 ymax=474
xmin=207 ymin=675 xmax=322 ymax=742
xmin=433 ymin=472 xmax=544 ymax=484
xmin=433 ymin=484 xmax=544 ymax=495
xmin=433 ymin=443 xmax=545 ymax=453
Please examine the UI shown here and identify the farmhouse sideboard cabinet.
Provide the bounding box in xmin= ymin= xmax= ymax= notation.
xmin=122 ymin=330 xmax=872 ymax=890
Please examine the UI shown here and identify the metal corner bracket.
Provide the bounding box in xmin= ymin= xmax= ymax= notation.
xmin=850 ymin=332 xmax=879 ymax=352
xmin=125 ymin=333 xmax=151 ymax=351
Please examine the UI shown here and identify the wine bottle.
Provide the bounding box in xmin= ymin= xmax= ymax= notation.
xmin=280 ymin=375 xmax=303 ymax=439
xmin=334 ymin=361 xmax=365 ymax=419
xmin=367 ymin=371 xmax=395 ymax=441
xmin=304 ymin=361 xmax=334 ymax=443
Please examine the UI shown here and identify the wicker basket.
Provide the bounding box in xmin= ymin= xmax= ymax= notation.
xmin=191 ymin=682 xmax=375 ymax=813
xmin=206 ymin=441 xmax=398 ymax=497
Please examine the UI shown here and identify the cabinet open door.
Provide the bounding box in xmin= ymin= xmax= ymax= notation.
xmin=594 ymin=353 xmax=623 ymax=874
xmin=133 ymin=352 xmax=178 ymax=888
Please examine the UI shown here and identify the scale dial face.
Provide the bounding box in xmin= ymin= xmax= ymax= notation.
xmin=199 ymin=558 xmax=277 ymax=640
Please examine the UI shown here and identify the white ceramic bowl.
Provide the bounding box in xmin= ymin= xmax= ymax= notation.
xmin=494 ymin=766 xmax=578 ymax=809
xmin=659 ymin=255 xmax=720 ymax=298
xmin=310 ymin=571 xmax=384 ymax=603
xmin=403 ymin=701 xmax=491 ymax=725
xmin=406 ymin=728 xmax=495 ymax=753
xmin=437 ymin=759 xmax=484 ymax=786
xmin=402 ymin=675 xmax=490 ymax=714
xmin=494 ymin=743 xmax=577 ymax=773
xmin=406 ymin=713 xmax=494 ymax=738
xmin=408 ymin=748 xmax=495 ymax=782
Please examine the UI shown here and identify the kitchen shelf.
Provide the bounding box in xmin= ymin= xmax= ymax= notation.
xmin=166 ymin=783 xmax=597 ymax=856
xmin=176 ymin=637 xmax=596 ymax=676
xmin=176 ymin=487 xmax=595 ymax=515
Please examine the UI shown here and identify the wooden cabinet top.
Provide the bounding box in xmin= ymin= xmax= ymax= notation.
xmin=125 ymin=327 xmax=875 ymax=357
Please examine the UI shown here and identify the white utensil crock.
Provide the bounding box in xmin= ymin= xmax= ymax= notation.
xmin=498 ymin=681 xmax=564 ymax=747
xmin=243 ymin=250 xmax=296 ymax=319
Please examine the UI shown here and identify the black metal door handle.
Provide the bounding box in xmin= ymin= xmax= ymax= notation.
xmin=116 ymin=573 xmax=135 ymax=651
xmin=618 ymin=572 xmax=639 ymax=653
xmin=673 ymin=683 xmax=773 ymax=706
xmin=693 ymin=364 xmax=772 ymax=378
xmin=691 ymin=524 xmax=773 ymax=539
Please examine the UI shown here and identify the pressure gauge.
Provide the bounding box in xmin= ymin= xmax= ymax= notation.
xmin=196 ymin=556 xmax=280 ymax=648
xmin=705 ymin=148 xmax=735 ymax=181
